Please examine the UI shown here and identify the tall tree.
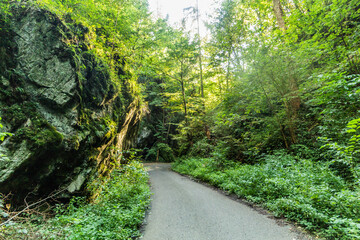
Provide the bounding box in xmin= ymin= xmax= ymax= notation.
xmin=195 ymin=0 xmax=204 ymax=98
xmin=207 ymin=0 xmax=243 ymax=92
xmin=156 ymin=30 xmax=198 ymax=122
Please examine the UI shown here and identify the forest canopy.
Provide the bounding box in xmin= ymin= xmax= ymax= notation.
xmin=0 ymin=0 xmax=359 ymax=238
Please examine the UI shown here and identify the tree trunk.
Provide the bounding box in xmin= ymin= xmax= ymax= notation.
xmin=156 ymin=149 xmax=160 ymax=162
xmin=181 ymin=80 xmax=187 ymax=119
xmin=196 ymin=0 xmax=204 ymax=98
xmin=289 ymin=77 xmax=301 ymax=114
xmin=284 ymin=100 xmax=297 ymax=145
xmin=273 ymin=0 xmax=286 ymax=30
xmin=259 ymin=81 xmax=290 ymax=149
xmin=226 ymin=47 xmax=231 ymax=90
xmin=287 ymin=76 xmax=301 ymax=144
xmin=180 ymin=62 xmax=187 ymax=122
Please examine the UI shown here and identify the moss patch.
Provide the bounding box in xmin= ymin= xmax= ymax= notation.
xmin=14 ymin=119 xmax=63 ymax=150
xmin=2 ymin=102 xmax=36 ymax=130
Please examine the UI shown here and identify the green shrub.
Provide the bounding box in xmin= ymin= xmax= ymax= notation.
xmin=189 ymin=138 xmax=214 ymax=158
xmin=321 ymin=118 xmax=360 ymax=182
xmin=146 ymin=142 xmax=174 ymax=162
xmin=0 ymin=117 xmax=11 ymax=141
xmin=0 ymin=161 xmax=151 ymax=240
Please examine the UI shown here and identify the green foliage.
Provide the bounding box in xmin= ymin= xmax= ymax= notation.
xmin=0 ymin=161 xmax=151 ymax=239
xmin=0 ymin=117 xmax=11 ymax=142
xmin=0 ymin=0 xmax=19 ymax=27
xmin=33 ymin=0 xmax=153 ymax=101
xmin=321 ymin=118 xmax=360 ymax=181
xmin=180 ymin=0 xmax=360 ymax=164
xmin=2 ymin=0 xmax=151 ymax=238
xmin=0 ymin=117 xmax=12 ymax=162
xmin=2 ymin=0 xmax=360 ymax=238
xmin=146 ymin=142 xmax=174 ymax=162
xmin=189 ymin=138 xmax=214 ymax=158
xmin=206 ymin=0 xmax=245 ymax=91
xmin=173 ymin=154 xmax=360 ymax=239
xmin=305 ymin=73 xmax=360 ymax=140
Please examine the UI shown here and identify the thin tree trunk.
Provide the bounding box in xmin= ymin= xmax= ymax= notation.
xmin=288 ymin=73 xmax=301 ymax=144
xmin=156 ymin=149 xmax=159 ymax=162
xmin=196 ymin=0 xmax=204 ymax=98
xmin=284 ymin=100 xmax=297 ymax=145
xmin=205 ymin=125 xmax=211 ymax=140
xmin=269 ymin=61 xmax=300 ymax=146
xmin=180 ymin=62 xmax=187 ymax=122
xmin=259 ymin=81 xmax=289 ymax=149
xmin=181 ymin=80 xmax=187 ymax=119
xmin=166 ymin=121 xmax=171 ymax=139
xmin=289 ymin=77 xmax=301 ymax=114
xmin=273 ymin=0 xmax=286 ymax=30
xmin=226 ymin=48 xmax=231 ymax=90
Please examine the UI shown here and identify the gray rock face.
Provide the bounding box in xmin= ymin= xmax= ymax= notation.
xmin=0 ymin=7 xmax=128 ymax=202
xmin=11 ymin=10 xmax=79 ymax=137
xmin=15 ymin=12 xmax=76 ymax=109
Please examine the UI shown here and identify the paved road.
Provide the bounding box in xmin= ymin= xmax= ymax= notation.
xmin=141 ymin=163 xmax=311 ymax=240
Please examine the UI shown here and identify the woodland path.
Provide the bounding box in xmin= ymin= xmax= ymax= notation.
xmin=141 ymin=163 xmax=311 ymax=240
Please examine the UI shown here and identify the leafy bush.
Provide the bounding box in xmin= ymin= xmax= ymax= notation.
xmin=320 ymin=117 xmax=360 ymax=183
xmin=146 ymin=142 xmax=174 ymax=162
xmin=0 ymin=117 xmax=11 ymax=142
xmin=306 ymin=73 xmax=360 ymax=143
xmin=172 ymin=153 xmax=360 ymax=239
xmin=0 ymin=161 xmax=151 ymax=239
xmin=189 ymin=138 xmax=214 ymax=158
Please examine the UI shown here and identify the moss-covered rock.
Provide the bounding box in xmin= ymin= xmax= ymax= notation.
xmin=0 ymin=4 xmax=139 ymax=204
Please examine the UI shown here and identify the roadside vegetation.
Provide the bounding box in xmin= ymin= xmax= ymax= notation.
xmin=1 ymin=0 xmax=360 ymax=239
xmin=167 ymin=0 xmax=360 ymax=238
xmin=0 ymin=161 xmax=150 ymax=239
xmin=173 ymin=154 xmax=360 ymax=239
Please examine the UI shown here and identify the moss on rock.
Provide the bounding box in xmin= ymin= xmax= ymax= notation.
xmin=0 ymin=4 xmax=139 ymax=204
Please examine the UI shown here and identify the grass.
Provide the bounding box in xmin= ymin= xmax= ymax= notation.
xmin=172 ymin=152 xmax=360 ymax=240
xmin=0 ymin=161 xmax=151 ymax=240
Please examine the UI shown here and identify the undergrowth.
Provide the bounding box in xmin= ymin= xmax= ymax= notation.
xmin=0 ymin=161 xmax=151 ymax=240
xmin=172 ymin=152 xmax=360 ymax=239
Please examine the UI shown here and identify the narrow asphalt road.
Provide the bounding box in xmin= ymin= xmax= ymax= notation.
xmin=141 ymin=163 xmax=311 ymax=240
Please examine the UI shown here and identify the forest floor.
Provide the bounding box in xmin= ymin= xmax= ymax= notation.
xmin=140 ymin=163 xmax=312 ymax=240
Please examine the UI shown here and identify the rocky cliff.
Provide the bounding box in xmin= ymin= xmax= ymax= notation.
xmin=0 ymin=5 xmax=142 ymax=203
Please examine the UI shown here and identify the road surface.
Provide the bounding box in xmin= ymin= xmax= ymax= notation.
xmin=141 ymin=163 xmax=311 ymax=240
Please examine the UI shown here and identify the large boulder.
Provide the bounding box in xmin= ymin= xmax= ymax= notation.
xmin=0 ymin=6 xmax=135 ymax=203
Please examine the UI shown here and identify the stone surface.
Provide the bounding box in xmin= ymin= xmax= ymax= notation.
xmin=0 ymin=7 xmax=129 ymax=203
xmin=13 ymin=10 xmax=77 ymax=110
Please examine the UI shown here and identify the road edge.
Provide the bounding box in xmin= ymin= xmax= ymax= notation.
xmin=170 ymin=166 xmax=319 ymax=240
